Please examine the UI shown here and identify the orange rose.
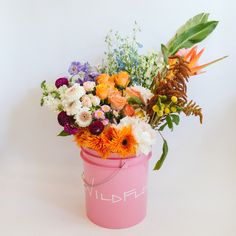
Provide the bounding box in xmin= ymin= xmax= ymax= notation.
xmin=108 ymin=93 xmax=127 ymax=110
xmin=114 ymin=71 xmax=130 ymax=88
xmin=96 ymin=74 xmax=110 ymax=84
xmin=124 ymin=104 xmax=135 ymax=116
xmin=96 ymin=83 xmax=109 ymax=100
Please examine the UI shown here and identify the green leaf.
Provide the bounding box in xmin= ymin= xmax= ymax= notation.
xmin=161 ymin=44 xmax=169 ymax=64
xmin=166 ymin=115 xmax=173 ymax=131
xmin=167 ymin=13 xmax=209 ymax=47
xmin=41 ymin=80 xmax=46 ymax=90
xmin=40 ymin=97 xmax=44 ymax=106
xmin=153 ymin=139 xmax=168 ymax=170
xmin=50 ymin=90 xmax=60 ymax=99
xmin=127 ymin=97 xmax=143 ymax=105
xmin=171 ymin=114 xmax=180 ymax=125
xmin=57 ymin=130 xmax=70 ymax=137
xmin=168 ymin=21 xmax=218 ymax=55
xmin=158 ymin=122 xmax=167 ymax=131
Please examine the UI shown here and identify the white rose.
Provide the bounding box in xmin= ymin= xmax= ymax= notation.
xmin=90 ymin=95 xmax=100 ymax=106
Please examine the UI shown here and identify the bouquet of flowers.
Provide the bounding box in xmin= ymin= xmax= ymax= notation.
xmin=40 ymin=13 xmax=225 ymax=170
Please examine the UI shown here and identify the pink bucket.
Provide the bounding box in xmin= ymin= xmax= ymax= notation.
xmin=80 ymin=147 xmax=151 ymax=229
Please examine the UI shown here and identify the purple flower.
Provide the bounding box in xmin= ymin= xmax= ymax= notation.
xmin=68 ymin=61 xmax=98 ymax=85
xmin=55 ymin=77 xmax=69 ymax=88
xmin=64 ymin=123 xmax=78 ymax=135
xmin=88 ymin=120 xmax=104 ymax=135
xmin=68 ymin=61 xmax=81 ymax=75
xmin=57 ymin=111 xmax=73 ymax=126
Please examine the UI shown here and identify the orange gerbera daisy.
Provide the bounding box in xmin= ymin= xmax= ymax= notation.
xmin=111 ymin=125 xmax=137 ymax=157
xmin=74 ymin=128 xmax=110 ymax=158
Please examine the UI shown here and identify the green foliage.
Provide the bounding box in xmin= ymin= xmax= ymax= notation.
xmin=127 ymin=97 xmax=143 ymax=105
xmin=57 ymin=130 xmax=70 ymax=137
xmin=153 ymin=139 xmax=168 ymax=170
xmin=161 ymin=44 xmax=169 ymax=64
xmin=166 ymin=13 xmax=218 ymax=55
xmin=158 ymin=114 xmax=180 ymax=131
xmin=166 ymin=115 xmax=173 ymax=130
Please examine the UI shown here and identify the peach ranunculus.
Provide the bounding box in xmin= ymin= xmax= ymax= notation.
xmin=114 ymin=71 xmax=130 ymax=88
xmin=96 ymin=83 xmax=110 ymax=100
xmin=108 ymin=93 xmax=127 ymax=110
xmin=125 ymin=87 xmax=143 ymax=101
xmin=124 ymin=104 xmax=135 ymax=116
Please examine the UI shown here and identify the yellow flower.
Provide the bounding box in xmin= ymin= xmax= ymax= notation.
xmin=157 ymin=110 xmax=163 ymax=117
xmin=171 ymin=106 xmax=177 ymax=112
xmin=171 ymin=96 xmax=178 ymax=103
xmin=152 ymin=105 xmax=159 ymax=112
xmin=164 ymin=107 xmax=170 ymax=114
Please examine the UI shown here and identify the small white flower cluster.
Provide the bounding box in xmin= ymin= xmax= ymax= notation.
xmin=41 ymin=82 xmax=63 ymax=112
xmin=116 ymin=117 xmax=157 ymax=155
xmin=60 ymin=83 xmax=99 ymax=127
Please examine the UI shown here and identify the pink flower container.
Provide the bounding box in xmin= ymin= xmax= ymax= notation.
xmin=80 ymin=147 xmax=151 ymax=229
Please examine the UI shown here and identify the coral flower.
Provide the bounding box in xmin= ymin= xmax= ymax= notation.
xmin=124 ymin=104 xmax=135 ymax=117
xmin=114 ymin=71 xmax=130 ymax=88
xmin=111 ymin=126 xmax=137 ymax=157
xmin=96 ymin=83 xmax=109 ymax=100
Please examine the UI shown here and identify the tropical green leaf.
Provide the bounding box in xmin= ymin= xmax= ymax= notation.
xmin=168 ymin=21 xmax=218 ymax=55
xmin=127 ymin=97 xmax=143 ymax=105
xmin=171 ymin=114 xmax=180 ymax=125
xmin=57 ymin=130 xmax=70 ymax=137
xmin=161 ymin=44 xmax=169 ymax=64
xmin=153 ymin=139 xmax=168 ymax=170
xmin=166 ymin=115 xmax=173 ymax=131
xmin=167 ymin=13 xmax=209 ymax=47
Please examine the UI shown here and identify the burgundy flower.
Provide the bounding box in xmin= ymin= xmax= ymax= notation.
xmin=88 ymin=120 xmax=104 ymax=135
xmin=57 ymin=111 xmax=73 ymax=126
xmin=64 ymin=123 xmax=78 ymax=135
xmin=55 ymin=77 xmax=69 ymax=88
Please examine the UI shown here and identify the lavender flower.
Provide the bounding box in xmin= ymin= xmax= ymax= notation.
xmin=68 ymin=61 xmax=81 ymax=75
xmin=55 ymin=77 xmax=69 ymax=88
xmin=68 ymin=61 xmax=99 ymax=85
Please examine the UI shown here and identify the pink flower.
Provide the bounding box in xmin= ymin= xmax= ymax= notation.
xmin=101 ymin=119 xmax=109 ymax=126
xmin=101 ymin=105 xmax=111 ymax=113
xmin=94 ymin=109 xmax=105 ymax=120
xmin=83 ymin=81 xmax=95 ymax=92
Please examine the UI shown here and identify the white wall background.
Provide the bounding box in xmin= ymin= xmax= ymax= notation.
xmin=0 ymin=0 xmax=235 ymax=235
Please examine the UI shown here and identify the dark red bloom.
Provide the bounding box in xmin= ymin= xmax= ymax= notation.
xmin=55 ymin=77 xmax=69 ymax=88
xmin=88 ymin=120 xmax=104 ymax=135
xmin=57 ymin=111 xmax=73 ymax=126
xmin=64 ymin=123 xmax=78 ymax=135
